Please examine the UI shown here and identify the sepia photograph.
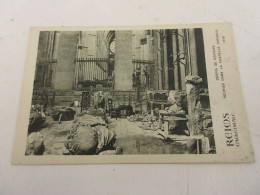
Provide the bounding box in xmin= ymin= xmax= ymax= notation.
xmin=2 ymin=1 xmax=258 ymax=194
xmin=26 ymin=28 xmax=215 ymax=156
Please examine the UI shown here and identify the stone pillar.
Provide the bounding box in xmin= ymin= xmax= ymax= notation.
xmin=52 ymin=31 xmax=60 ymax=59
xmin=172 ymin=32 xmax=179 ymax=90
xmin=114 ymin=31 xmax=133 ymax=90
xmin=156 ymin=31 xmax=163 ymax=90
xmin=54 ymin=31 xmax=79 ymax=90
xmin=51 ymin=31 xmax=60 ymax=88
xmin=178 ymin=30 xmax=186 ymax=90
xmin=166 ymin=30 xmax=174 ymax=90
xmin=188 ymin=29 xmax=198 ymax=76
xmin=163 ymin=31 xmax=169 ymax=90
xmin=150 ymin=30 xmax=159 ymax=90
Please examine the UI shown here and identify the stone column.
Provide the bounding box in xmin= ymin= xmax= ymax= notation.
xmin=114 ymin=31 xmax=133 ymax=91
xmin=172 ymin=31 xmax=179 ymax=90
xmin=54 ymin=31 xmax=79 ymax=90
xmin=52 ymin=31 xmax=60 ymax=59
xmin=156 ymin=31 xmax=163 ymax=90
xmin=188 ymin=29 xmax=198 ymax=76
xmin=178 ymin=30 xmax=186 ymax=90
xmin=150 ymin=30 xmax=159 ymax=90
xmin=163 ymin=30 xmax=169 ymax=90
xmin=51 ymin=31 xmax=60 ymax=88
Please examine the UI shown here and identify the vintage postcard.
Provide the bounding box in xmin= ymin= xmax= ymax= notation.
xmin=12 ymin=23 xmax=254 ymax=164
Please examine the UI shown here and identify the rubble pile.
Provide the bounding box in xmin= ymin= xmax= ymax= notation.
xmin=64 ymin=112 xmax=116 ymax=155
xmin=185 ymin=75 xmax=203 ymax=84
xmin=128 ymin=113 xmax=160 ymax=131
xmin=138 ymin=121 xmax=160 ymax=131
xmin=127 ymin=114 xmax=144 ymax=122
xmin=139 ymin=114 xmax=160 ymax=131
xmin=25 ymin=132 xmax=45 ymax=155
xmin=141 ymin=114 xmax=157 ymax=122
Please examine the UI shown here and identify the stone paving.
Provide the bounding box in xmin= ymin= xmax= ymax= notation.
xmin=38 ymin=116 xmax=187 ymax=155
xmin=111 ymin=118 xmax=187 ymax=155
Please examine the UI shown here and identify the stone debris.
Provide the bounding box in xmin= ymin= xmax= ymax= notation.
xmin=127 ymin=114 xmax=144 ymax=122
xmin=141 ymin=114 xmax=157 ymax=122
xmin=138 ymin=122 xmax=152 ymax=130
xmin=165 ymin=104 xmax=185 ymax=115
xmin=128 ymin=113 xmax=160 ymax=131
xmin=185 ymin=75 xmax=203 ymax=84
xmin=25 ymin=132 xmax=45 ymax=155
xmin=28 ymin=110 xmax=46 ymax=132
xmin=64 ymin=112 xmax=116 ymax=155
xmin=138 ymin=121 xmax=160 ymax=131
xmin=151 ymin=121 xmax=160 ymax=131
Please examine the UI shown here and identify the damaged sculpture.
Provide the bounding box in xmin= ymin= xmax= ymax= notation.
xmin=64 ymin=111 xmax=120 ymax=155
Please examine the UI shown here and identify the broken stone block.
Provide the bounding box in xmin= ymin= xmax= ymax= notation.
xmin=166 ymin=104 xmax=185 ymax=115
xmin=25 ymin=132 xmax=45 ymax=155
xmin=185 ymin=75 xmax=203 ymax=84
